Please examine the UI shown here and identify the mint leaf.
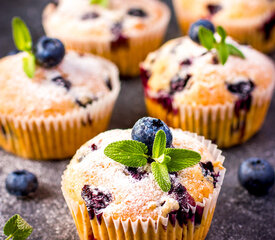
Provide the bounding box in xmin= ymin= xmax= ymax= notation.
xmin=198 ymin=26 xmax=215 ymax=50
xmin=216 ymin=42 xmax=229 ymax=65
xmin=23 ymin=52 xmax=35 ymax=78
xmin=151 ymin=162 xmax=171 ymax=192
xmin=165 ymin=148 xmax=201 ymax=172
xmin=216 ymin=26 xmax=226 ymax=43
xmin=104 ymin=140 xmax=148 ymax=167
xmin=227 ymin=44 xmax=245 ymax=59
xmin=90 ymin=0 xmax=108 ymax=7
xmin=3 ymin=214 xmax=33 ymax=240
xmin=12 ymin=17 xmax=32 ymax=51
xmin=198 ymin=25 xmax=245 ymax=64
xmin=152 ymin=130 xmax=166 ymax=159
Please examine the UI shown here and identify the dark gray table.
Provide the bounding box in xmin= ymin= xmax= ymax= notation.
xmin=0 ymin=1 xmax=274 ymax=239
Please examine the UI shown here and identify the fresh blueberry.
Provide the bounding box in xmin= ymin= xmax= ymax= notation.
xmin=127 ymin=8 xmax=147 ymax=17
xmin=7 ymin=49 xmax=21 ymax=56
xmin=5 ymin=170 xmax=38 ymax=197
xmin=131 ymin=117 xmax=173 ymax=154
xmin=238 ymin=158 xmax=275 ymax=196
xmin=189 ymin=19 xmax=215 ymax=44
xmin=35 ymin=36 xmax=65 ymax=68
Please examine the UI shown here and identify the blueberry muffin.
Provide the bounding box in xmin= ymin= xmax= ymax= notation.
xmin=172 ymin=0 xmax=275 ymax=52
xmin=43 ymin=0 xmax=170 ymax=76
xmin=0 ymin=47 xmax=120 ymax=159
xmin=140 ymin=23 xmax=275 ymax=147
xmin=62 ymin=117 xmax=225 ymax=240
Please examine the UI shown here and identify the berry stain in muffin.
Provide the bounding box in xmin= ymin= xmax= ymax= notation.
xmin=206 ymin=4 xmax=222 ymax=16
xmin=110 ymin=23 xmax=129 ymax=50
xmin=81 ymin=185 xmax=113 ymax=223
xmin=260 ymin=11 xmax=275 ymax=41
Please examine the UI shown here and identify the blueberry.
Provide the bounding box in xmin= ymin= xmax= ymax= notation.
xmin=238 ymin=158 xmax=275 ymax=196
xmin=207 ymin=4 xmax=222 ymax=15
xmin=81 ymin=12 xmax=100 ymax=20
xmin=131 ymin=117 xmax=173 ymax=154
xmin=35 ymin=36 xmax=65 ymax=68
xmin=81 ymin=185 xmax=112 ymax=220
xmin=5 ymin=170 xmax=38 ymax=197
xmin=51 ymin=76 xmax=71 ymax=91
xmin=189 ymin=19 xmax=215 ymax=44
xmin=127 ymin=8 xmax=147 ymax=17
xmin=227 ymin=80 xmax=255 ymax=97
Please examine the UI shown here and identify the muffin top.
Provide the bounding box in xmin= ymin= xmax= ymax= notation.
xmin=0 ymin=51 xmax=118 ymax=117
xmin=141 ymin=36 xmax=275 ymax=107
xmin=177 ymin=0 xmax=275 ymax=20
xmin=43 ymin=0 xmax=170 ymax=40
xmin=62 ymin=128 xmax=224 ymax=221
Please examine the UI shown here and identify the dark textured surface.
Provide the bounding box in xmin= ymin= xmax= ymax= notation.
xmin=0 ymin=0 xmax=275 ymax=239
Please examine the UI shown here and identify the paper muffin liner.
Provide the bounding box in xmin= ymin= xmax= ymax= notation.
xmin=61 ymin=131 xmax=226 ymax=240
xmin=43 ymin=3 xmax=170 ymax=76
xmin=0 ymin=65 xmax=120 ymax=160
xmin=172 ymin=0 xmax=275 ymax=53
xmin=145 ymin=79 xmax=275 ymax=148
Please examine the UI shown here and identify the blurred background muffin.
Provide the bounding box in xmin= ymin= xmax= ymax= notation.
xmin=172 ymin=0 xmax=275 ymax=53
xmin=141 ymin=21 xmax=275 ymax=147
xmin=43 ymin=0 xmax=170 ymax=76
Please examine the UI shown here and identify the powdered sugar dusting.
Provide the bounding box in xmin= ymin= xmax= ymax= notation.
xmin=142 ymin=36 xmax=275 ymax=106
xmin=44 ymin=0 xmax=168 ymax=39
xmin=0 ymin=51 xmax=114 ymax=117
xmin=64 ymin=128 xmax=224 ymax=220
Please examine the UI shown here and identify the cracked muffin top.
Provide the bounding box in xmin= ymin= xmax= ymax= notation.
xmin=141 ymin=36 xmax=275 ymax=107
xmin=43 ymin=0 xmax=170 ymax=40
xmin=0 ymin=51 xmax=119 ymax=117
xmin=62 ymin=127 xmax=225 ymax=221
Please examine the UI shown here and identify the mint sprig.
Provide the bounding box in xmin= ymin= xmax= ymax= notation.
xmin=104 ymin=130 xmax=201 ymax=192
xmin=3 ymin=214 xmax=33 ymax=240
xmin=90 ymin=0 xmax=108 ymax=7
xmin=198 ymin=25 xmax=245 ymax=65
xmin=12 ymin=17 xmax=35 ymax=78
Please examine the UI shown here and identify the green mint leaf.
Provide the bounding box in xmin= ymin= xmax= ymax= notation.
xmin=151 ymin=162 xmax=171 ymax=192
xmin=12 ymin=17 xmax=32 ymax=51
xmin=90 ymin=0 xmax=108 ymax=7
xmin=23 ymin=52 xmax=35 ymax=78
xmin=152 ymin=130 xmax=166 ymax=159
xmin=104 ymin=140 xmax=148 ymax=167
xmin=216 ymin=26 xmax=226 ymax=43
xmin=165 ymin=148 xmax=201 ymax=172
xmin=198 ymin=26 xmax=215 ymax=50
xmin=3 ymin=214 xmax=33 ymax=240
xmin=227 ymin=44 xmax=245 ymax=59
xmin=216 ymin=42 xmax=229 ymax=65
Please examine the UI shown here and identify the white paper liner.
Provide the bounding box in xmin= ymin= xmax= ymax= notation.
xmin=62 ymin=131 xmax=226 ymax=240
xmin=145 ymin=77 xmax=275 ymax=148
xmin=0 ymin=62 xmax=120 ymax=160
xmin=43 ymin=2 xmax=171 ymax=76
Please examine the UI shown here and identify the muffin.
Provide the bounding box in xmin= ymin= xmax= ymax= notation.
xmin=42 ymin=0 xmax=170 ymax=76
xmin=140 ymin=26 xmax=275 ymax=148
xmin=61 ymin=117 xmax=225 ymax=240
xmin=172 ymin=0 xmax=275 ymax=53
xmin=0 ymin=50 xmax=120 ymax=159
